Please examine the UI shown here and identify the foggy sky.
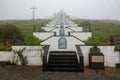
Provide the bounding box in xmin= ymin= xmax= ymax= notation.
xmin=0 ymin=0 xmax=120 ymax=20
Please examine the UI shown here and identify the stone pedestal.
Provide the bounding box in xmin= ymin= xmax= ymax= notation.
xmin=89 ymin=53 xmax=104 ymax=69
xmin=116 ymin=63 xmax=120 ymax=68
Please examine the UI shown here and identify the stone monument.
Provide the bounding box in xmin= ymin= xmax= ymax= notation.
xmin=89 ymin=44 xmax=104 ymax=69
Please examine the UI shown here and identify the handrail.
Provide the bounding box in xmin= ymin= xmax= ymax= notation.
xmin=43 ymin=45 xmax=50 ymax=71
xmin=66 ymin=27 xmax=76 ymax=32
xmin=49 ymin=27 xmax=58 ymax=32
xmin=76 ymin=45 xmax=84 ymax=72
xmin=72 ymin=35 xmax=85 ymax=44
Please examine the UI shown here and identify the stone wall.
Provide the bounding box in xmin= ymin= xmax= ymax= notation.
xmin=40 ymin=36 xmax=85 ymax=51
xmin=0 ymin=45 xmax=119 ymax=67
xmin=0 ymin=51 xmax=13 ymax=62
xmin=0 ymin=46 xmax=43 ymax=66
xmin=80 ymin=46 xmax=120 ymax=67
xmin=42 ymin=27 xmax=55 ymax=31
xmin=33 ymin=32 xmax=54 ymax=40
xmin=69 ymin=27 xmax=83 ymax=31
xmin=52 ymin=28 xmax=72 ymax=35
xmin=71 ymin=32 xmax=92 ymax=41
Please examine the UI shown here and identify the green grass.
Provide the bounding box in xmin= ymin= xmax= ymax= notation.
xmin=1 ymin=19 xmax=120 ymax=44
xmin=73 ymin=19 xmax=120 ymax=42
xmin=0 ymin=19 xmax=50 ymax=45
xmin=0 ymin=43 xmax=12 ymax=51
xmin=13 ymin=19 xmax=50 ymax=36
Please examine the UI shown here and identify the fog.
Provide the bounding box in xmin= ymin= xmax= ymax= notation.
xmin=0 ymin=0 xmax=120 ymax=20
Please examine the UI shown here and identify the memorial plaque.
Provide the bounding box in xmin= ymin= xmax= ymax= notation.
xmin=58 ymin=38 xmax=67 ymax=49
xmin=92 ymin=56 xmax=104 ymax=62
xmin=89 ymin=54 xmax=104 ymax=69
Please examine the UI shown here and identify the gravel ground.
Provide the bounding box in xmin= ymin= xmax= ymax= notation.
xmin=0 ymin=66 xmax=120 ymax=80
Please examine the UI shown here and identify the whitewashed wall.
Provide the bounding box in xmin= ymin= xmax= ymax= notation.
xmin=69 ymin=24 xmax=78 ymax=27
xmin=33 ymin=32 xmax=54 ymax=40
xmin=48 ymin=18 xmax=57 ymax=25
xmin=65 ymin=18 xmax=76 ymax=25
xmin=0 ymin=46 xmax=43 ymax=66
xmin=0 ymin=45 xmax=119 ymax=67
xmin=69 ymin=27 xmax=83 ymax=31
xmin=80 ymin=46 xmax=120 ymax=67
xmin=71 ymin=32 xmax=92 ymax=41
xmin=40 ymin=36 xmax=85 ymax=51
xmin=46 ymin=24 xmax=56 ymax=27
xmin=42 ymin=27 xmax=56 ymax=31
xmin=52 ymin=28 xmax=72 ymax=35
xmin=0 ymin=51 xmax=13 ymax=62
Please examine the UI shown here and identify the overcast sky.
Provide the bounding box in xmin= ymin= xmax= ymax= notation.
xmin=0 ymin=0 xmax=120 ymax=20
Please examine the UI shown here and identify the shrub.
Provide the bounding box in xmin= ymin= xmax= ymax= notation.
xmin=84 ymin=36 xmax=102 ymax=45
xmin=115 ymin=45 xmax=120 ymax=51
xmin=0 ymin=43 xmax=12 ymax=51
xmin=0 ymin=24 xmax=24 ymax=43
xmin=24 ymin=35 xmax=42 ymax=45
xmin=81 ymin=20 xmax=91 ymax=27
xmin=38 ymin=27 xmax=46 ymax=32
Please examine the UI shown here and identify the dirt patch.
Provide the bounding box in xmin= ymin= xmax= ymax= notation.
xmin=0 ymin=66 xmax=120 ymax=80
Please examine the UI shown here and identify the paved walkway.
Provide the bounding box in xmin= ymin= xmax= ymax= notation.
xmin=0 ymin=66 xmax=120 ymax=80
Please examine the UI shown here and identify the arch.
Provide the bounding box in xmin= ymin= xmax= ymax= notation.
xmin=58 ymin=38 xmax=67 ymax=49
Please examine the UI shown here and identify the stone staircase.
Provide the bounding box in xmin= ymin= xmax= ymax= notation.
xmin=47 ymin=51 xmax=80 ymax=71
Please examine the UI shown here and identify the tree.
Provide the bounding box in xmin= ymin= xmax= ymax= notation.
xmin=24 ymin=34 xmax=42 ymax=45
xmin=0 ymin=24 xmax=23 ymax=43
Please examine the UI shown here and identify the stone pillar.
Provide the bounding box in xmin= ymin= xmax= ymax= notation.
xmin=110 ymin=35 xmax=114 ymax=45
xmin=54 ymin=32 xmax=56 ymax=36
xmin=68 ymin=32 xmax=71 ymax=36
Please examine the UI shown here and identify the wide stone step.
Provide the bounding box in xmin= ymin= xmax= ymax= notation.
xmin=48 ymin=60 xmax=78 ymax=64
xmin=47 ymin=68 xmax=79 ymax=71
xmin=47 ymin=64 xmax=79 ymax=68
xmin=49 ymin=55 xmax=77 ymax=58
xmin=50 ymin=51 xmax=76 ymax=53
xmin=50 ymin=54 xmax=76 ymax=57
xmin=50 ymin=53 xmax=76 ymax=55
xmin=49 ymin=57 xmax=77 ymax=60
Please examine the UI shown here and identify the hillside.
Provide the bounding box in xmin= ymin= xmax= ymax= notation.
xmin=0 ymin=19 xmax=120 ymax=43
xmin=0 ymin=19 xmax=50 ymax=36
xmin=73 ymin=19 xmax=120 ymax=43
